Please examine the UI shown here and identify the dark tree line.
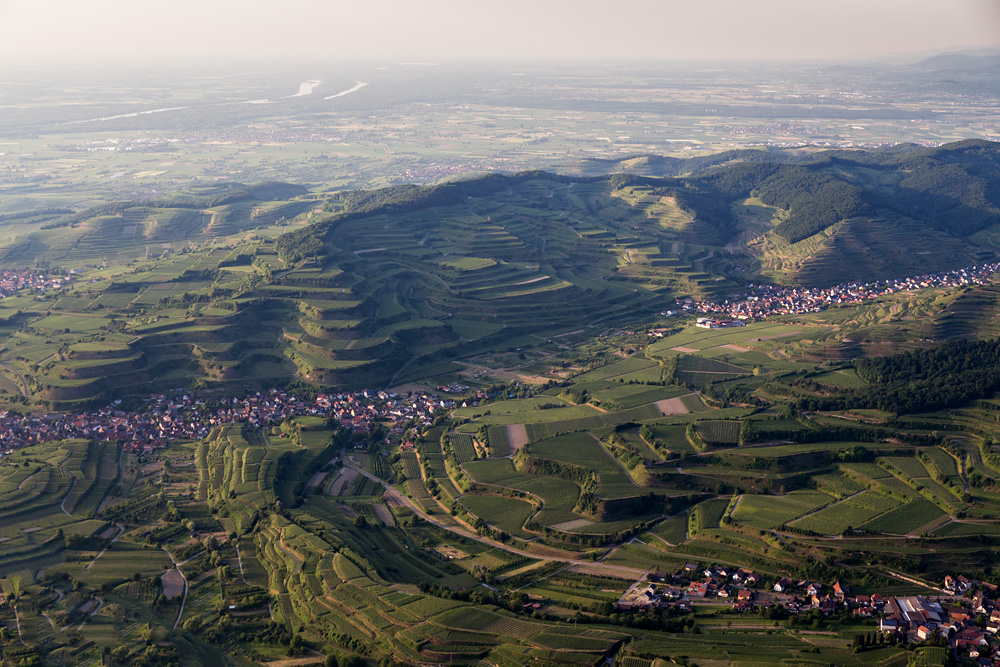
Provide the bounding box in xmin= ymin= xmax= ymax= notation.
xmin=796 ymin=337 xmax=1000 ymax=414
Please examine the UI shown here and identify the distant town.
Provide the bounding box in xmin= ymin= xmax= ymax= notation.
xmin=680 ymin=263 xmax=1000 ymax=322
xmin=0 ymin=269 xmax=75 ymax=297
xmin=0 ymin=388 xmax=451 ymax=455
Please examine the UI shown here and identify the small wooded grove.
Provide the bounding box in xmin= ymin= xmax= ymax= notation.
xmin=796 ymin=337 xmax=1000 ymax=414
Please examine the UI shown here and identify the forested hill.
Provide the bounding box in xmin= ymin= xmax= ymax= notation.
xmin=278 ymin=140 xmax=1000 ymax=287
xmin=568 ymin=139 xmax=1000 ymax=244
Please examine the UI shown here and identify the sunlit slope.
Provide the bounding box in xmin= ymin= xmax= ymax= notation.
xmin=269 ymin=173 xmax=739 ymax=387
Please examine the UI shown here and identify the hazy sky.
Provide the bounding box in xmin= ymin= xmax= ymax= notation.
xmin=2 ymin=0 xmax=999 ymax=66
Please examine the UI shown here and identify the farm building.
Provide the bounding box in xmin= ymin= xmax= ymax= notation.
xmin=694 ymin=317 xmax=746 ymax=329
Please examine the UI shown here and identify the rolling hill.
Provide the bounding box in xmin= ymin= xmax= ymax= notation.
xmin=0 ymin=141 xmax=999 ymax=404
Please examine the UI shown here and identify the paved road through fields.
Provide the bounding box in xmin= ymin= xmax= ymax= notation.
xmin=342 ymin=460 xmax=650 ymax=580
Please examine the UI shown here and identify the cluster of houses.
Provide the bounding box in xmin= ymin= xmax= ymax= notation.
xmin=688 ymin=566 xmax=762 ymax=612
xmin=770 ymin=576 xmax=851 ymax=615
xmin=0 ymin=388 xmax=449 ymax=455
xmin=874 ymin=576 xmax=1000 ymax=661
xmin=679 ymin=262 xmax=1000 ymax=321
xmin=621 ymin=565 xmax=766 ymax=612
xmin=620 ymin=565 xmax=1000 ymax=661
xmin=878 ymin=593 xmax=1000 ymax=661
xmin=0 ymin=269 xmax=74 ymax=298
xmin=622 ymin=565 xmax=857 ymax=615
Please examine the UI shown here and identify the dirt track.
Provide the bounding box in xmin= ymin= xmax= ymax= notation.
xmin=345 ymin=461 xmax=650 ymax=580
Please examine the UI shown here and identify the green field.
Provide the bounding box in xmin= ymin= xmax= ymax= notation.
xmin=790 ymin=490 xmax=901 ymax=535
xmin=529 ymin=432 xmax=638 ymax=498
xmin=694 ymin=420 xmax=742 ymax=444
xmin=731 ymin=490 xmax=835 ymax=529
xmin=459 ymin=495 xmax=536 ymax=538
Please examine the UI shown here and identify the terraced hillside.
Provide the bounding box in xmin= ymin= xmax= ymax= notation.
xmin=0 ymin=141 xmax=999 ymax=405
xmin=189 ymin=422 xmax=635 ymax=666
xmin=0 ymin=181 xmax=314 ymax=268
xmin=0 ymin=173 xmax=746 ymax=406
xmin=0 ymin=439 xmax=119 ymax=575
xmin=186 ymin=378 xmax=994 ymax=667
xmin=267 ymin=177 xmax=683 ymax=385
xmin=575 ymin=140 xmax=1000 ymax=286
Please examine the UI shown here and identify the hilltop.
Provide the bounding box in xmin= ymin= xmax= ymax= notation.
xmin=285 ymin=139 xmax=1000 ymax=289
xmin=565 ymin=140 xmax=1000 ymax=285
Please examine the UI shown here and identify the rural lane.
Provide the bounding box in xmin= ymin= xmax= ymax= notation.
xmin=342 ymin=460 xmax=650 ymax=580
xmin=162 ymin=547 xmax=189 ymax=629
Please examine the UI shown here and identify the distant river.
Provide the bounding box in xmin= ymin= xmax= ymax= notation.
xmin=325 ymin=81 xmax=368 ymax=100
xmin=287 ymin=80 xmax=322 ymax=97
xmin=63 ymin=106 xmax=190 ymax=125
xmin=61 ymin=78 xmax=357 ymax=126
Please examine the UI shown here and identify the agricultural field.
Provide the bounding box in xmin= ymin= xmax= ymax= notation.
xmin=647 ymin=322 xmax=813 ymax=357
xmin=693 ymin=420 xmax=743 ymax=445
xmin=486 ymin=426 xmax=512 ymax=458
xmin=814 ymin=368 xmax=870 ymax=389
xmin=790 ymin=490 xmax=902 ymax=535
xmin=589 ymin=383 xmax=687 ymax=409
xmin=458 ymin=495 xmax=536 ymax=539
xmin=450 ymin=432 xmax=479 ymax=463
xmin=857 ymin=499 xmax=946 ymax=535
xmin=730 ymin=490 xmax=835 ymax=530
xmin=532 ymin=433 xmax=639 ymax=498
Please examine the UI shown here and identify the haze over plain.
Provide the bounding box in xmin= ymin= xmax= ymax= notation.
xmin=0 ymin=0 xmax=998 ymax=66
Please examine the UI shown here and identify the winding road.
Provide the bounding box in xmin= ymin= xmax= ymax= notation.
xmin=0 ymin=363 xmax=28 ymax=397
xmin=59 ymin=478 xmax=77 ymax=515
xmin=85 ymin=524 xmax=125 ymax=570
xmin=162 ymin=547 xmax=190 ymax=629
xmin=343 ymin=460 xmax=649 ymax=580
